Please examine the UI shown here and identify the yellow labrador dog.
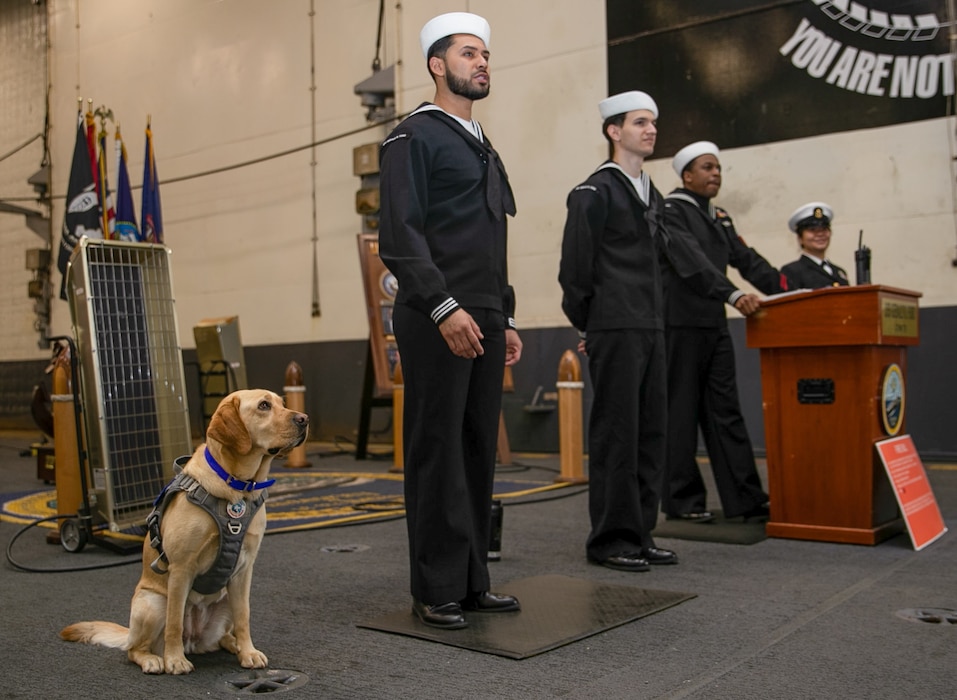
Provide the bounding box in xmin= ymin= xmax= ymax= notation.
xmin=61 ymin=389 xmax=308 ymax=675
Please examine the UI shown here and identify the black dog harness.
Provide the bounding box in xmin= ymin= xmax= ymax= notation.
xmin=146 ymin=451 xmax=272 ymax=595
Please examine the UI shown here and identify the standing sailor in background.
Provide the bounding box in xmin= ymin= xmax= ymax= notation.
xmin=559 ymin=92 xmax=761 ymax=573
xmin=661 ymin=141 xmax=783 ymax=524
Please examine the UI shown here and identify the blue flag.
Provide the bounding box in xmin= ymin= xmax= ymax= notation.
xmin=114 ymin=126 xmax=141 ymax=242
xmin=141 ymin=120 xmax=163 ymax=244
xmin=57 ymin=110 xmax=103 ymax=300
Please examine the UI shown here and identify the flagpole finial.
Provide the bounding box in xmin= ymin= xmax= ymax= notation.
xmin=94 ymin=105 xmax=114 ymax=132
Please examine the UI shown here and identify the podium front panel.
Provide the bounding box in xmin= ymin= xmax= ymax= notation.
xmin=760 ymin=344 xmax=905 ymax=544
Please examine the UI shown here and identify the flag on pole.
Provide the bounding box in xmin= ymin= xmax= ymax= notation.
xmin=114 ymin=125 xmax=140 ymax=242
xmin=57 ymin=110 xmax=104 ymax=300
xmin=141 ymin=118 xmax=163 ymax=244
xmin=97 ymin=123 xmax=116 ymax=240
xmin=85 ymin=106 xmax=98 ymax=191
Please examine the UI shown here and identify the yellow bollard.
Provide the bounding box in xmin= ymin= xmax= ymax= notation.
xmin=283 ymin=361 xmax=311 ymax=468
xmin=556 ymin=349 xmax=588 ymax=484
xmin=51 ymin=346 xmax=84 ymax=534
xmin=390 ymin=361 xmax=404 ymax=473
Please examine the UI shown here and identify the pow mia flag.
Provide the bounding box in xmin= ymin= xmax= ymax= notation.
xmin=57 ymin=110 xmax=104 ymax=300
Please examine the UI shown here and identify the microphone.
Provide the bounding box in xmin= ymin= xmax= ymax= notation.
xmin=855 ymin=229 xmax=871 ymax=285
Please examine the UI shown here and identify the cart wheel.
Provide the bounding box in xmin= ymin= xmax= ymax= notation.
xmin=60 ymin=518 xmax=87 ymax=553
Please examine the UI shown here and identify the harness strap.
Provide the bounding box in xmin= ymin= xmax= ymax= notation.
xmin=147 ymin=456 xmax=267 ymax=593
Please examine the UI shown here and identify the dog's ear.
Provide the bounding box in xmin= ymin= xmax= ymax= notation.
xmin=207 ymin=395 xmax=253 ymax=455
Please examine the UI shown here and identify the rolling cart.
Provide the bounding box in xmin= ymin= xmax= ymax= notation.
xmin=57 ymin=239 xmax=192 ymax=553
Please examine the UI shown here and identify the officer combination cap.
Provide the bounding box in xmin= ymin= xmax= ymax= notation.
xmin=599 ymin=91 xmax=659 ymax=121
xmin=420 ymin=12 xmax=490 ymax=58
xmin=788 ymin=201 xmax=834 ymax=233
xmin=673 ymin=141 xmax=719 ymax=176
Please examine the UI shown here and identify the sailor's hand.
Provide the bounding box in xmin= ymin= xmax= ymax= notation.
xmin=439 ymin=309 xmax=484 ymax=359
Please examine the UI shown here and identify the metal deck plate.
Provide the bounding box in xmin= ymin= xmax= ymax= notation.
xmin=357 ymin=574 xmax=695 ymax=659
xmin=653 ymin=510 xmax=767 ymax=545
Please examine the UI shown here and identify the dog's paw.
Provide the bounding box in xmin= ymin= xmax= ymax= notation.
xmin=164 ymin=654 xmax=195 ymax=675
xmin=239 ymin=648 xmax=268 ymax=669
xmin=136 ymin=654 xmax=165 ymax=675
xmin=219 ymin=631 xmax=239 ymax=654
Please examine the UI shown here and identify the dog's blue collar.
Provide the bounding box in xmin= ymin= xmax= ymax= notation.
xmin=205 ymin=446 xmax=275 ymax=492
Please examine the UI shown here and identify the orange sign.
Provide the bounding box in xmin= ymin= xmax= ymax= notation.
xmin=876 ymin=435 xmax=947 ymax=551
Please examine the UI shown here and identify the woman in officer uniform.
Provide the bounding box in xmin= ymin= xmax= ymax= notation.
xmin=780 ymin=202 xmax=850 ymax=288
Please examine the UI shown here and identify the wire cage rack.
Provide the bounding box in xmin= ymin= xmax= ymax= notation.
xmin=67 ymin=238 xmax=192 ymax=532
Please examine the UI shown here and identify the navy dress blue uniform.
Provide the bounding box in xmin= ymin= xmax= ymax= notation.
xmin=661 ymin=189 xmax=786 ymax=518
xmin=378 ymin=105 xmax=516 ymax=606
xmin=559 ymin=164 xmax=738 ymax=563
xmin=781 ymin=201 xmax=849 ymax=290
xmin=780 ymin=255 xmax=849 ymax=289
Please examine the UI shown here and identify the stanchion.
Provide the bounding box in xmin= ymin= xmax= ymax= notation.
xmin=51 ymin=345 xmax=83 ymax=543
xmin=556 ymin=349 xmax=588 ymax=484
xmin=283 ymin=361 xmax=310 ymax=468
xmin=390 ymin=361 xmax=404 ymax=473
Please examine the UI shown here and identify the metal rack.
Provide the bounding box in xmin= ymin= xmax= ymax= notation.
xmin=66 ymin=239 xmax=192 ymax=538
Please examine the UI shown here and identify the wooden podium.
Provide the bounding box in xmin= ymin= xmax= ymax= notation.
xmin=746 ymin=285 xmax=921 ymax=545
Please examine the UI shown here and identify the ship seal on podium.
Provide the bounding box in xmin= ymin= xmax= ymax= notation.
xmin=880 ymin=363 xmax=904 ymax=436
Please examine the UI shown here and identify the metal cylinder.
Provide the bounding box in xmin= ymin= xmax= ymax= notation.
xmin=52 ymin=346 xmax=84 ymax=518
xmin=390 ymin=360 xmax=404 ymax=473
xmin=557 ymin=349 xmax=588 ymax=484
xmin=283 ymin=361 xmax=310 ymax=468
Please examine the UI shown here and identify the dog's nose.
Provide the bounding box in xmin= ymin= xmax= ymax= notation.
xmin=293 ymin=413 xmax=309 ymax=427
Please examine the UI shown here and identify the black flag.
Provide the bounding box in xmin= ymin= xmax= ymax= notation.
xmin=57 ymin=110 xmax=104 ymax=300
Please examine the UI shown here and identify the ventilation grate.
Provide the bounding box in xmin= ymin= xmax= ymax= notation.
xmin=222 ymin=669 xmax=310 ymax=694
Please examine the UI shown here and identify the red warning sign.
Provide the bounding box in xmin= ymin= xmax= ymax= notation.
xmin=876 ymin=435 xmax=947 ymax=551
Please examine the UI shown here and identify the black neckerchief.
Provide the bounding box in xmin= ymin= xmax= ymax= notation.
xmin=410 ymin=105 xmax=517 ymax=221
xmin=667 ymin=187 xmax=738 ymax=250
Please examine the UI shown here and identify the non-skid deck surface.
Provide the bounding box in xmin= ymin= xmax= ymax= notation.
xmin=653 ymin=510 xmax=767 ymax=545
xmin=357 ymin=573 xmax=696 ymax=659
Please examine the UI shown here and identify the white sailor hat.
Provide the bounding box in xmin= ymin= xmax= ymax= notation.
xmin=599 ymin=91 xmax=658 ymax=121
xmin=788 ymin=202 xmax=834 ymax=232
xmin=420 ymin=12 xmax=490 ymax=58
xmin=672 ymin=141 xmax=719 ymax=176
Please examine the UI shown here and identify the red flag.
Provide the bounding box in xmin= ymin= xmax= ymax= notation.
xmin=85 ymin=108 xmax=98 ymax=190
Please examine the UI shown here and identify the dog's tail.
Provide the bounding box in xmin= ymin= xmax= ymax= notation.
xmin=60 ymin=621 xmax=130 ymax=649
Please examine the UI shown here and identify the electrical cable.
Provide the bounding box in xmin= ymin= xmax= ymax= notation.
xmin=0 ymin=133 xmax=42 ymax=164
xmin=0 ymin=110 xmax=411 ymax=204
xmin=4 ymin=514 xmax=140 ymax=573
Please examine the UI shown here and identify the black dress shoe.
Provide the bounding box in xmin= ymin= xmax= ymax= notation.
xmin=666 ymin=511 xmax=715 ymax=523
xmin=461 ymin=591 xmax=521 ymax=612
xmin=591 ymin=553 xmax=650 ymax=572
xmin=412 ymin=599 xmax=467 ymax=629
xmin=641 ymin=547 xmax=678 ymax=565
